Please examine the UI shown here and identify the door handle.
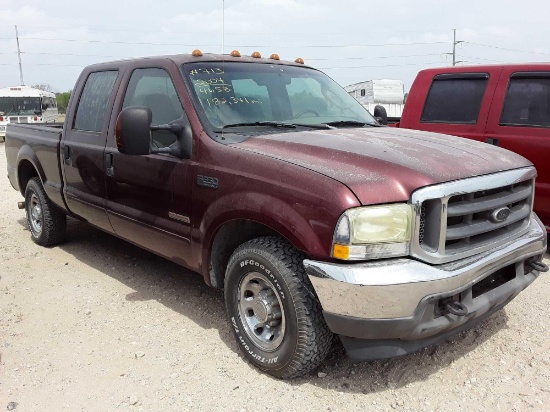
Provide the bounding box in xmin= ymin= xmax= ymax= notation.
xmin=63 ymin=145 xmax=72 ymax=165
xmin=106 ymin=153 xmax=114 ymax=177
xmin=486 ymin=137 xmax=500 ymax=146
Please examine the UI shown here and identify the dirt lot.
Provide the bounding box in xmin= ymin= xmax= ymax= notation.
xmin=0 ymin=142 xmax=549 ymax=412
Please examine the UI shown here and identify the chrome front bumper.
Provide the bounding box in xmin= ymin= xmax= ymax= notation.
xmin=304 ymin=214 xmax=547 ymax=328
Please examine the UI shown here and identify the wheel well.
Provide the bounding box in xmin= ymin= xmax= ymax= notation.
xmin=18 ymin=160 xmax=39 ymax=194
xmin=209 ymin=220 xmax=280 ymax=289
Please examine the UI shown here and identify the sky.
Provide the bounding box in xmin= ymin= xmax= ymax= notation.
xmin=1 ymin=0 xmax=549 ymax=93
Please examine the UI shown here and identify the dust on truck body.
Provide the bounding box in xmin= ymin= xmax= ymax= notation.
xmin=5 ymin=51 xmax=548 ymax=379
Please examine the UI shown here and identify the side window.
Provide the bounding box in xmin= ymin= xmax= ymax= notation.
xmin=74 ymin=71 xmax=118 ymax=132
xmin=500 ymin=76 xmax=550 ymax=128
xmin=122 ymin=68 xmax=183 ymax=147
xmin=421 ymin=75 xmax=489 ymax=124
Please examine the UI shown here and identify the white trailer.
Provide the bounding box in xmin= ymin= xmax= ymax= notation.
xmin=345 ymin=79 xmax=405 ymax=120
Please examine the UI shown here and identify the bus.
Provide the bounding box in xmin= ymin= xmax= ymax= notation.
xmin=0 ymin=85 xmax=59 ymax=141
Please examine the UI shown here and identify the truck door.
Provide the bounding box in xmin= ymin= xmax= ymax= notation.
xmin=104 ymin=63 xmax=194 ymax=268
xmin=61 ymin=69 xmax=121 ymax=233
xmin=406 ymin=72 xmax=498 ymax=142
xmin=484 ymin=69 xmax=550 ymax=229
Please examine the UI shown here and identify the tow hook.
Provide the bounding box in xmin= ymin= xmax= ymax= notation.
xmin=445 ymin=301 xmax=469 ymax=317
xmin=527 ymin=259 xmax=549 ymax=273
xmin=17 ymin=201 xmax=25 ymax=209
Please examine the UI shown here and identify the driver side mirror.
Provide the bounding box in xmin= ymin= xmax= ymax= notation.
xmin=116 ymin=106 xmax=192 ymax=158
xmin=116 ymin=106 xmax=153 ymax=155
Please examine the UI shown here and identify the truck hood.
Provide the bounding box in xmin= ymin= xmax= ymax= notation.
xmin=236 ymin=127 xmax=533 ymax=205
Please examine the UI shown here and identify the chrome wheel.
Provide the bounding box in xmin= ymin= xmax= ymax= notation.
xmin=237 ymin=272 xmax=285 ymax=351
xmin=28 ymin=193 xmax=43 ymax=235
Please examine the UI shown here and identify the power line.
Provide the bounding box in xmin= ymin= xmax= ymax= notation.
xmin=16 ymin=36 xmax=449 ymax=48
xmin=319 ymin=61 xmax=445 ymax=70
xmin=465 ymin=41 xmax=550 ymax=57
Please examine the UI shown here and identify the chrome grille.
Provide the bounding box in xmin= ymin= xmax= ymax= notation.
xmin=410 ymin=167 xmax=536 ymax=264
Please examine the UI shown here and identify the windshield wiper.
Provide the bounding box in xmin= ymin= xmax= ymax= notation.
xmin=325 ymin=120 xmax=381 ymax=128
xmin=219 ymin=121 xmax=335 ymax=131
xmin=221 ymin=121 xmax=297 ymax=129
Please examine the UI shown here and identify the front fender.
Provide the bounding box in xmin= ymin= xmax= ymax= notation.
xmin=199 ymin=190 xmax=337 ymax=275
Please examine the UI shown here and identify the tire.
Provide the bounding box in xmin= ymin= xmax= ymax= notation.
xmin=25 ymin=177 xmax=67 ymax=246
xmin=224 ymin=236 xmax=333 ymax=379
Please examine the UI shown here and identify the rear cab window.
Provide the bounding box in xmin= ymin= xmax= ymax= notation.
xmin=500 ymin=73 xmax=550 ymax=128
xmin=74 ymin=71 xmax=118 ymax=132
xmin=421 ymin=73 xmax=489 ymax=124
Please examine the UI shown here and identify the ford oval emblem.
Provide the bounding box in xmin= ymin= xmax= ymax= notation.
xmin=491 ymin=207 xmax=511 ymax=223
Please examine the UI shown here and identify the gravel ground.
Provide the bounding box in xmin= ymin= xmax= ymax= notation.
xmin=1 ymin=142 xmax=549 ymax=412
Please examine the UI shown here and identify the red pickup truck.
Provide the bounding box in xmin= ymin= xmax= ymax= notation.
xmin=5 ymin=53 xmax=548 ymax=378
xmin=394 ymin=64 xmax=550 ymax=233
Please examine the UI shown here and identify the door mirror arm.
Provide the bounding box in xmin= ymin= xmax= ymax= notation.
xmin=150 ymin=119 xmax=192 ymax=159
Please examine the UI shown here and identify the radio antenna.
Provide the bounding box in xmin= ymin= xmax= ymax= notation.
xmin=15 ymin=25 xmax=25 ymax=85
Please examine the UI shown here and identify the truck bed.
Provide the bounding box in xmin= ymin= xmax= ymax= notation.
xmin=5 ymin=123 xmax=67 ymax=212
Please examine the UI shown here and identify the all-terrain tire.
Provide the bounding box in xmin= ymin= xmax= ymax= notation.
xmin=224 ymin=236 xmax=333 ymax=379
xmin=25 ymin=177 xmax=67 ymax=246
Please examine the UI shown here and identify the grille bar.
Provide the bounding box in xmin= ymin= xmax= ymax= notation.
xmin=446 ymin=203 xmax=530 ymax=240
xmin=446 ymin=185 xmax=531 ymax=217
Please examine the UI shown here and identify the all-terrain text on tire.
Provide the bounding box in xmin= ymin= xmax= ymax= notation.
xmin=224 ymin=237 xmax=333 ymax=379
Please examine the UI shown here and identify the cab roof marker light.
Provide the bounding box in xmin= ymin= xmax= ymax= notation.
xmin=295 ymin=58 xmax=305 ymax=64
xmin=192 ymin=49 xmax=203 ymax=57
xmin=251 ymin=51 xmax=262 ymax=58
xmin=230 ymin=50 xmax=241 ymax=57
xmin=270 ymin=54 xmax=280 ymax=60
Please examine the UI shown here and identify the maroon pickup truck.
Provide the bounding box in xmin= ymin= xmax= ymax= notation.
xmin=5 ymin=52 xmax=548 ymax=379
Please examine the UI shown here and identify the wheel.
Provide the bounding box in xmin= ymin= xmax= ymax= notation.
xmin=25 ymin=177 xmax=67 ymax=246
xmin=224 ymin=236 xmax=333 ymax=378
xmin=295 ymin=109 xmax=320 ymax=118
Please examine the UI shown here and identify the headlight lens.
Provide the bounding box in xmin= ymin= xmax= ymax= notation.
xmin=332 ymin=204 xmax=413 ymax=260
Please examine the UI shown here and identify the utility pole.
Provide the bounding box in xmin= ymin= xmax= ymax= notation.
xmin=15 ymin=25 xmax=25 ymax=85
xmin=451 ymin=29 xmax=463 ymax=66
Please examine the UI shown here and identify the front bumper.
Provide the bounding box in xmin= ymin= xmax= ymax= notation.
xmin=304 ymin=214 xmax=547 ymax=361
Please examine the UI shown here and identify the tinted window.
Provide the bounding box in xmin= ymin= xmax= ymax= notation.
xmin=74 ymin=71 xmax=118 ymax=132
xmin=123 ymin=68 xmax=184 ymax=148
xmin=421 ymin=76 xmax=488 ymax=124
xmin=500 ymin=77 xmax=550 ymax=128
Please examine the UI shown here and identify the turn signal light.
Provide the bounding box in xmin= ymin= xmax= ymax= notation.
xmin=332 ymin=244 xmax=350 ymax=260
xmin=192 ymin=49 xmax=203 ymax=57
xmin=230 ymin=50 xmax=241 ymax=57
xmin=295 ymin=57 xmax=305 ymax=64
xmin=251 ymin=51 xmax=261 ymax=58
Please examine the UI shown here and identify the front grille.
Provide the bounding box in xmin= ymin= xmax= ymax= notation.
xmin=410 ymin=168 xmax=536 ymax=264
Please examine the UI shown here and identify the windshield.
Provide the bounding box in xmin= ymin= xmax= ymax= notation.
xmin=182 ymin=62 xmax=376 ymax=130
xmin=0 ymin=97 xmax=41 ymax=116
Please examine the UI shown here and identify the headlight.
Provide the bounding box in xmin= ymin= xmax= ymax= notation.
xmin=332 ymin=204 xmax=413 ymax=260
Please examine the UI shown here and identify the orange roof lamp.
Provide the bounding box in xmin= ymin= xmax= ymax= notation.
xmin=230 ymin=50 xmax=241 ymax=57
xmin=270 ymin=54 xmax=280 ymax=60
xmin=251 ymin=52 xmax=262 ymax=58
xmin=192 ymin=49 xmax=203 ymax=57
xmin=295 ymin=57 xmax=305 ymax=64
